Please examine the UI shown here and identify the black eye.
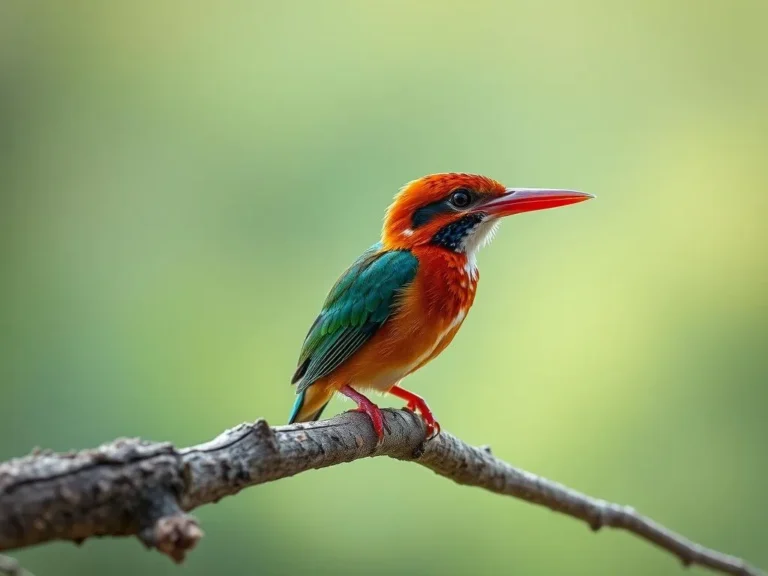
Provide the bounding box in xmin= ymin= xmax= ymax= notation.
xmin=450 ymin=188 xmax=472 ymax=208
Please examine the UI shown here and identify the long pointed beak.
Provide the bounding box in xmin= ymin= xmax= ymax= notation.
xmin=479 ymin=188 xmax=594 ymax=217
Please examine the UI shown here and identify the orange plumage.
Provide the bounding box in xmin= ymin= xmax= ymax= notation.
xmin=290 ymin=173 xmax=592 ymax=440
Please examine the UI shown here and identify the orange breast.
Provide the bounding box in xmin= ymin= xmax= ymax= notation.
xmin=317 ymin=247 xmax=478 ymax=393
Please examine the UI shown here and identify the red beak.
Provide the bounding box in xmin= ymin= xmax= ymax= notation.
xmin=479 ymin=188 xmax=594 ymax=217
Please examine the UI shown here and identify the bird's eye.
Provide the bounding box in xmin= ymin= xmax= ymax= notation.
xmin=450 ymin=188 xmax=472 ymax=208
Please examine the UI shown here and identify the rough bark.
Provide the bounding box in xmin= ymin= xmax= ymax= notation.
xmin=0 ymin=410 xmax=762 ymax=576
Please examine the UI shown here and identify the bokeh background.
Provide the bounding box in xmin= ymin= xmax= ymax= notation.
xmin=1 ymin=1 xmax=767 ymax=574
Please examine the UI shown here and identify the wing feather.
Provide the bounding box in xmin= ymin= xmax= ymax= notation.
xmin=292 ymin=244 xmax=418 ymax=392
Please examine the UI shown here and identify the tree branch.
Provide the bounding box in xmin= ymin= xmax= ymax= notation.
xmin=0 ymin=410 xmax=762 ymax=576
xmin=0 ymin=555 xmax=21 ymax=576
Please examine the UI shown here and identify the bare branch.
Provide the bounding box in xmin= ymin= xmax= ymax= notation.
xmin=0 ymin=555 xmax=21 ymax=576
xmin=0 ymin=410 xmax=762 ymax=576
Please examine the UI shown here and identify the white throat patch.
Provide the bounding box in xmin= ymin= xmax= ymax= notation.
xmin=461 ymin=217 xmax=500 ymax=274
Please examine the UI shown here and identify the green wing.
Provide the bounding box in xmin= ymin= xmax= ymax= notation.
xmin=292 ymin=243 xmax=419 ymax=393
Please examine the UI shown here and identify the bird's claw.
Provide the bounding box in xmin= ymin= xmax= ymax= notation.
xmin=340 ymin=385 xmax=387 ymax=445
xmin=352 ymin=406 xmax=386 ymax=444
xmin=404 ymin=400 xmax=440 ymax=440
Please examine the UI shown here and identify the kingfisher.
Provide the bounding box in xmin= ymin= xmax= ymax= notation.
xmin=289 ymin=173 xmax=593 ymax=440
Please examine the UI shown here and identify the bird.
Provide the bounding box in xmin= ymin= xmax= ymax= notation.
xmin=289 ymin=173 xmax=593 ymax=441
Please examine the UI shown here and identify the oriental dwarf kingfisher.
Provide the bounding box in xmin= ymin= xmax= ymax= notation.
xmin=289 ymin=173 xmax=593 ymax=441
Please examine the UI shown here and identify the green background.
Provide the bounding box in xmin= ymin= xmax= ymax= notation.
xmin=1 ymin=1 xmax=766 ymax=574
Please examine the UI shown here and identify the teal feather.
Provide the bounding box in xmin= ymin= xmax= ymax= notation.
xmin=288 ymin=390 xmax=305 ymax=423
xmin=364 ymin=289 xmax=380 ymax=313
xmin=288 ymin=389 xmax=331 ymax=423
xmin=350 ymin=298 xmax=365 ymax=327
xmin=291 ymin=244 xmax=418 ymax=392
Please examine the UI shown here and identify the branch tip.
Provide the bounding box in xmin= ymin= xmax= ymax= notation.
xmin=143 ymin=515 xmax=203 ymax=563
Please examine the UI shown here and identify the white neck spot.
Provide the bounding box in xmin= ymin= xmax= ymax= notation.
xmin=461 ymin=218 xmax=500 ymax=274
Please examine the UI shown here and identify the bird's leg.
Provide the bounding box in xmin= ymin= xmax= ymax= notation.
xmin=339 ymin=385 xmax=385 ymax=443
xmin=389 ymin=385 xmax=440 ymax=439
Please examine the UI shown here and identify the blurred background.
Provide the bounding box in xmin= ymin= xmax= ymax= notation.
xmin=1 ymin=1 xmax=767 ymax=574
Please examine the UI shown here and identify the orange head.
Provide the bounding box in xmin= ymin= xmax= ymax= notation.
xmin=382 ymin=173 xmax=593 ymax=255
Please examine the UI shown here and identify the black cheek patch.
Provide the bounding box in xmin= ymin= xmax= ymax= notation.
xmin=411 ymin=200 xmax=453 ymax=229
xmin=430 ymin=213 xmax=486 ymax=251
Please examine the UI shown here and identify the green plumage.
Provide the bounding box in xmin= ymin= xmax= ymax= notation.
xmin=292 ymin=243 xmax=419 ymax=393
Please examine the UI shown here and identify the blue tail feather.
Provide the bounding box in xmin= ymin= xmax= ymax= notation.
xmin=288 ymin=391 xmax=306 ymax=423
xmin=288 ymin=390 xmax=330 ymax=424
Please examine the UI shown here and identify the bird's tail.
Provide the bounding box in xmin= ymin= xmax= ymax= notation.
xmin=289 ymin=386 xmax=333 ymax=424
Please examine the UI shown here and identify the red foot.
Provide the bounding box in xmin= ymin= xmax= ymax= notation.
xmin=389 ymin=385 xmax=440 ymax=440
xmin=339 ymin=385 xmax=385 ymax=443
